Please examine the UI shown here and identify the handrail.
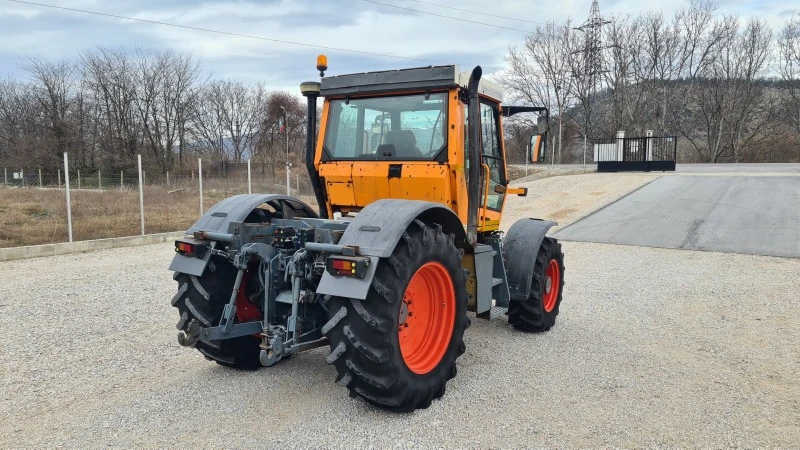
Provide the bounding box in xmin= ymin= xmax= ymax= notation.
xmin=481 ymin=163 xmax=490 ymax=230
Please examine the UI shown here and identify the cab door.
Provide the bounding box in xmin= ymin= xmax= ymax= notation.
xmin=477 ymin=100 xmax=506 ymax=231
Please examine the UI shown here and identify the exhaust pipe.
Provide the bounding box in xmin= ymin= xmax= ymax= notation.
xmin=300 ymin=81 xmax=329 ymax=218
xmin=466 ymin=66 xmax=482 ymax=246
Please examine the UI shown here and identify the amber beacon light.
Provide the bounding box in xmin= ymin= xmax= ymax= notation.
xmin=316 ymin=54 xmax=328 ymax=77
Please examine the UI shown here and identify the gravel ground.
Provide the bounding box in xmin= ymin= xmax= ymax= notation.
xmin=2 ymin=172 xmax=798 ymax=447
xmin=2 ymin=242 xmax=798 ymax=447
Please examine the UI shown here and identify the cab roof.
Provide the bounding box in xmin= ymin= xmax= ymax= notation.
xmin=320 ymin=65 xmax=503 ymax=102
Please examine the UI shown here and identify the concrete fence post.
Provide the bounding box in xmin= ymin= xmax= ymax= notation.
xmin=58 ymin=169 xmax=61 ymax=188
xmin=120 ymin=170 xmax=123 ymax=190
xmin=616 ymin=130 xmax=625 ymax=161
xmin=166 ymin=170 xmax=170 ymax=187
xmin=286 ymin=162 xmax=291 ymax=196
xmin=3 ymin=167 xmax=6 ymax=185
xmin=98 ymin=170 xmax=102 ymax=190
xmin=138 ymin=155 xmax=145 ymax=236
xmin=645 ymin=129 xmax=654 ymax=161
xmin=77 ymin=169 xmax=81 ymax=190
xmin=20 ymin=169 xmax=24 ymax=187
xmin=39 ymin=169 xmax=42 ymax=188
xmin=198 ymin=158 xmax=204 ymax=215
xmin=63 ymin=153 xmax=73 ymax=242
xmin=247 ymin=159 xmax=252 ymax=194
xmin=296 ymin=174 xmax=299 ymax=195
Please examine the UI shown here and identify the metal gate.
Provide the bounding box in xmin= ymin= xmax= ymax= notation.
xmin=596 ymin=136 xmax=677 ymax=172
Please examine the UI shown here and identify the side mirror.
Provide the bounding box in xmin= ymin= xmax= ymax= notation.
xmin=536 ymin=114 xmax=548 ymax=135
xmin=530 ymin=133 xmax=547 ymax=163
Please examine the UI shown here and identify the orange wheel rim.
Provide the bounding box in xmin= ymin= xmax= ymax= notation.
xmin=543 ymin=259 xmax=560 ymax=313
xmin=398 ymin=262 xmax=456 ymax=375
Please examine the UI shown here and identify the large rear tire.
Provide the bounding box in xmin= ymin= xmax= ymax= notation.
xmin=323 ymin=220 xmax=469 ymax=412
xmin=507 ymin=237 xmax=565 ymax=332
xmin=172 ymin=256 xmax=262 ymax=369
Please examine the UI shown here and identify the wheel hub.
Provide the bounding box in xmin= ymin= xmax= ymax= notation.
xmin=399 ymin=300 xmax=409 ymax=325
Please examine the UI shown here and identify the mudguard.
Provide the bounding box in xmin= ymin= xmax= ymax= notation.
xmin=316 ymin=199 xmax=467 ymax=300
xmin=337 ymin=199 xmax=467 ymax=257
xmin=169 ymin=194 xmax=318 ymax=277
xmin=502 ymin=218 xmax=557 ymax=302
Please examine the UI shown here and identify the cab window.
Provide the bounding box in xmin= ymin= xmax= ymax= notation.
xmin=324 ymin=93 xmax=447 ymax=160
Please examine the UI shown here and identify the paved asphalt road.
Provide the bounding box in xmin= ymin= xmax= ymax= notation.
xmin=520 ymin=163 xmax=800 ymax=173
xmin=675 ymin=163 xmax=800 ymax=173
xmin=554 ymin=175 xmax=800 ymax=258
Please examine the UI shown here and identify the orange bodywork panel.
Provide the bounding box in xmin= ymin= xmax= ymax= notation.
xmin=318 ymin=162 xmax=453 ymax=214
xmin=314 ymin=87 xmax=507 ymax=233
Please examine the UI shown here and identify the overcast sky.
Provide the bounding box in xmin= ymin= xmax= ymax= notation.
xmin=1 ymin=0 xmax=798 ymax=91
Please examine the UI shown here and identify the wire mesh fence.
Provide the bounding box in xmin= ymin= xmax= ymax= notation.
xmin=0 ymin=155 xmax=316 ymax=248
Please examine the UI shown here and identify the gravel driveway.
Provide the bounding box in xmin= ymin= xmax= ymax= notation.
xmin=1 ymin=172 xmax=798 ymax=447
xmin=2 ymin=241 xmax=798 ymax=447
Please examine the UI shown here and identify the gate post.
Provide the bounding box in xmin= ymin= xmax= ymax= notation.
xmin=646 ymin=130 xmax=654 ymax=161
xmin=616 ymin=130 xmax=625 ymax=161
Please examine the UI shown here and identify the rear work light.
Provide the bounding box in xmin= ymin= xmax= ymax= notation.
xmin=326 ymin=256 xmax=370 ymax=279
xmin=175 ymin=240 xmax=206 ymax=258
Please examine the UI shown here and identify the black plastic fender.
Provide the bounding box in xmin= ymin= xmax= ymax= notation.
xmin=502 ymin=218 xmax=557 ymax=302
xmin=316 ymin=199 xmax=467 ymax=300
xmin=169 ymin=194 xmax=318 ymax=277
xmin=337 ymin=199 xmax=467 ymax=257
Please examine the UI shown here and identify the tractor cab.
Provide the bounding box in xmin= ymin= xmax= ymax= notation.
xmin=303 ymin=63 xmax=546 ymax=234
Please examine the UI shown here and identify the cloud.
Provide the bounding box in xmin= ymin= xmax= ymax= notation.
xmin=0 ymin=0 xmax=795 ymax=90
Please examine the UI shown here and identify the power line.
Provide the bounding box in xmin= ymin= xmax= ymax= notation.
xmin=404 ymin=0 xmax=566 ymax=28
xmin=361 ymin=0 xmax=533 ymax=34
xmin=5 ymin=0 xmax=449 ymax=65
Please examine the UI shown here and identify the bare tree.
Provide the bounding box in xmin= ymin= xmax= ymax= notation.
xmin=190 ymin=80 xmax=266 ymax=162
xmin=683 ymin=17 xmax=772 ymax=162
xmin=136 ymin=50 xmax=200 ymax=172
xmin=779 ymin=16 xmax=800 ymax=139
xmin=82 ymin=47 xmax=142 ymax=168
xmin=20 ymin=56 xmax=78 ymax=166
xmin=503 ymin=21 xmax=576 ymax=163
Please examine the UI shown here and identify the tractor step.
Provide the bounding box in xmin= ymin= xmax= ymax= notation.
xmin=490 ymin=306 xmax=508 ymax=319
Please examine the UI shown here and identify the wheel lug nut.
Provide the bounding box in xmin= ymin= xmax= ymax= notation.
xmin=404 ymin=323 xmax=409 ymax=328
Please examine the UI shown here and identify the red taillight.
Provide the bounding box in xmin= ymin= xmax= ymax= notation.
xmin=331 ymin=259 xmax=352 ymax=270
xmin=175 ymin=241 xmax=194 ymax=256
xmin=175 ymin=239 xmax=207 ymax=258
xmin=326 ymin=256 xmax=369 ymax=279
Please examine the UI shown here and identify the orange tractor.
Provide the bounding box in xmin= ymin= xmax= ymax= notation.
xmin=170 ymin=57 xmax=564 ymax=411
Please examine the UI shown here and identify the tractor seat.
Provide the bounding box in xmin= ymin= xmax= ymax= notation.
xmin=384 ymin=130 xmax=423 ymax=158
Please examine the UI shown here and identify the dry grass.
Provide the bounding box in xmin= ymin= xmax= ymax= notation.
xmin=0 ymin=179 xmax=315 ymax=248
xmin=2 ymin=165 xmax=627 ymax=248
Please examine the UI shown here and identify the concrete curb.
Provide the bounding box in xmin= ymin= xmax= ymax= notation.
xmin=0 ymin=231 xmax=185 ymax=262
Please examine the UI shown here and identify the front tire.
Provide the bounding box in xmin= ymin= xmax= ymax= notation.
xmin=507 ymin=237 xmax=565 ymax=332
xmin=323 ymin=220 xmax=469 ymax=412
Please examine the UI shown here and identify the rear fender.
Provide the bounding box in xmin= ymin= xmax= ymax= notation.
xmin=502 ymin=218 xmax=557 ymax=302
xmin=169 ymin=194 xmax=318 ymax=277
xmin=315 ymin=199 xmax=467 ymax=300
